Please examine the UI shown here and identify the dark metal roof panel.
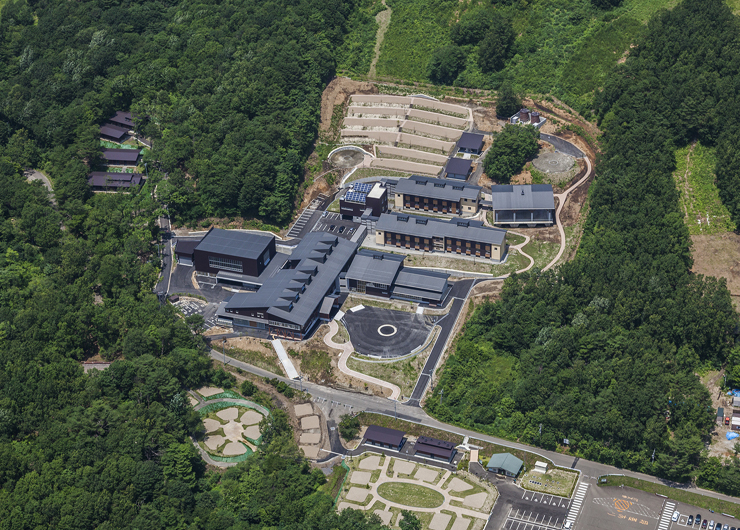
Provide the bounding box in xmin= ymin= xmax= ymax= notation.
xmin=87 ymin=172 xmax=144 ymax=187
xmin=392 ymin=285 xmax=444 ymax=302
xmin=345 ymin=250 xmax=404 ymax=285
xmin=100 ymin=123 xmax=129 ymax=139
xmin=364 ymin=425 xmax=405 ymax=446
xmin=394 ymin=269 xmax=448 ymax=293
xmin=395 ymin=175 xmax=481 ymax=202
xmin=446 ymin=158 xmax=472 ymax=175
xmin=101 ymin=148 xmax=141 ymax=162
xmin=175 ymin=239 xmax=200 ymax=256
xmin=489 ymin=184 xmax=555 ymax=210
xmin=376 ymin=213 xmax=506 ymax=246
xmin=195 ymin=228 xmax=274 ymax=260
xmin=109 ymin=111 xmax=134 ymax=128
xmin=458 ymin=132 xmax=484 ymax=150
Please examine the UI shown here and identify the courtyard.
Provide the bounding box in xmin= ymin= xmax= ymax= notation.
xmin=336 ymin=453 xmax=498 ymax=530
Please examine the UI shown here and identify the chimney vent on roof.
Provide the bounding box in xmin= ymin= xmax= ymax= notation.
xmin=373 ymin=254 xmax=384 ymax=260
xmin=521 ymin=189 xmax=525 ymax=195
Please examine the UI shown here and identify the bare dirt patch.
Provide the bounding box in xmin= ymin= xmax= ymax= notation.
xmin=702 ymin=370 xmax=736 ymax=458
xmin=691 ymin=233 xmax=740 ymax=303
xmin=472 ymin=105 xmax=504 ymax=133
xmin=320 ymin=77 xmax=377 ymax=131
xmin=368 ymin=1 xmax=392 ymax=79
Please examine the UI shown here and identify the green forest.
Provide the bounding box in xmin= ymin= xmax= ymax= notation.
xmin=0 ymin=155 xmax=388 ymax=527
xmin=428 ymin=0 xmax=740 ymax=493
xmin=0 ymin=0 xmax=366 ymax=226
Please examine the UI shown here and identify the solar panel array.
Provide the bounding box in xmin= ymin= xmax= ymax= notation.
xmin=352 ymin=182 xmax=373 ymax=193
xmin=344 ymin=191 xmax=367 ymax=204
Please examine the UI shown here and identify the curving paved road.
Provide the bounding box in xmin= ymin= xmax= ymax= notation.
xmin=543 ymin=156 xmax=592 ymax=271
xmin=540 ymin=133 xmax=585 ymax=158
xmin=324 ymin=319 xmax=402 ymax=400
xmin=25 ymin=169 xmax=56 ymax=205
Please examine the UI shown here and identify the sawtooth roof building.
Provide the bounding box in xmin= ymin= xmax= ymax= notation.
xmin=216 ymin=232 xmax=357 ymax=340
xmin=489 ymin=184 xmax=555 ymax=227
xmin=345 ymin=249 xmax=450 ymax=305
xmin=375 ymin=212 xmax=507 ymax=261
xmin=87 ymin=172 xmax=144 ymax=191
xmin=394 ymin=175 xmax=482 ymax=215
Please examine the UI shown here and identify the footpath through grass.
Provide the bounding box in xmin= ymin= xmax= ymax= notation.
xmin=600 ymin=476 xmax=740 ymax=518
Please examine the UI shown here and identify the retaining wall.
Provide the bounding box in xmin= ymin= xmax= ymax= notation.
xmin=412 ymin=99 xmax=469 ymax=116
xmin=351 ymin=94 xmax=413 ymax=106
xmin=370 ymin=158 xmax=442 ymax=175
xmin=376 ymin=145 xmax=448 ymax=165
xmin=343 ymin=117 xmax=403 ymax=129
xmin=341 ymin=130 xmax=399 ymax=143
xmin=402 ymin=120 xmax=463 ymax=141
xmin=407 ymin=108 xmax=469 ymax=128
xmin=347 ymin=106 xmax=407 ymax=118
xmin=398 ymin=133 xmax=455 ymax=153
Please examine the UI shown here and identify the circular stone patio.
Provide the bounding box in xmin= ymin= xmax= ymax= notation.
xmin=201 ymin=405 xmax=264 ymax=457
xmin=532 ymin=151 xmax=574 ymax=174
xmin=330 ymin=147 xmax=366 ymax=168
xmin=343 ymin=307 xmax=433 ymax=358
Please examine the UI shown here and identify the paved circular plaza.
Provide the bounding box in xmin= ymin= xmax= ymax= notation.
xmin=343 ymin=307 xmax=432 ymax=358
xmin=532 ymin=151 xmax=574 ymax=174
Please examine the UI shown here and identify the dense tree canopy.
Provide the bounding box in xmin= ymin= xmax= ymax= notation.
xmin=426 ymin=45 xmax=467 ymax=85
xmin=0 ymin=0 xmax=363 ymax=226
xmin=429 ymin=0 xmax=740 ymax=488
xmin=482 ymin=124 xmax=539 ymax=183
xmin=495 ymin=81 xmax=522 ymax=118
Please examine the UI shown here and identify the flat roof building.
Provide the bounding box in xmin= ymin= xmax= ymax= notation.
xmin=490 ymin=184 xmax=555 ymax=227
xmin=101 ymin=148 xmax=141 ymax=166
xmin=193 ymin=228 xmax=277 ymax=286
xmin=394 ymin=175 xmax=481 ymax=215
xmin=340 ymin=182 xmax=388 ymax=219
xmin=174 ymin=239 xmax=200 ymax=267
xmin=364 ymin=425 xmax=407 ymax=451
xmin=457 ymin=132 xmax=485 ymax=154
xmin=486 ymin=453 xmax=523 ymax=477
xmin=414 ymin=436 xmax=457 ymax=462
xmin=445 ymin=158 xmax=472 ymax=180
xmin=345 ymin=249 xmax=450 ymax=305
xmin=375 ymin=212 xmax=507 ymax=261
xmin=87 ymin=172 xmax=144 ymax=191
xmin=217 ymin=232 xmax=357 ymax=340
xmin=100 ymin=123 xmax=129 ymax=142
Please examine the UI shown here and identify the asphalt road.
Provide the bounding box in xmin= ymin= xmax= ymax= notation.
xmin=540 ymin=134 xmax=584 ymax=159
xmin=212 ymin=348 xmax=740 ymax=506
xmin=408 ymin=279 xmax=475 ymax=404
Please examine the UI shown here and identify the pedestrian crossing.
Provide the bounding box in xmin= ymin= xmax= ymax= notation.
xmin=565 ymin=482 xmax=589 ymax=526
xmin=657 ymin=502 xmax=677 ymax=530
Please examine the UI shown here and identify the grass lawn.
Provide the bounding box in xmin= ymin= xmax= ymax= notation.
xmin=522 ymin=237 xmax=559 ymax=269
xmin=505 ymin=233 xmax=527 ymax=246
xmin=357 ymin=412 xmax=464 ymax=445
xmin=345 ymin=168 xmax=410 ymax=184
xmin=327 ymin=198 xmax=341 ymax=213
xmin=224 ymin=346 xmax=283 ymax=376
xmin=346 ymin=327 xmax=439 ymax=398
xmin=320 ymin=465 xmax=348 ymax=500
xmin=289 ymin=348 xmax=333 ymax=382
xmin=673 ymin=142 xmax=735 ymax=235
xmin=599 ymin=476 xmax=740 ymax=519
xmin=376 ymin=482 xmax=445 ymax=508
xmin=519 ymin=468 xmax=578 ymax=497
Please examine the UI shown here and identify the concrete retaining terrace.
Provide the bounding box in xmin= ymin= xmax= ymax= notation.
xmin=376 ymin=145 xmax=448 ymax=165
xmin=344 ymin=117 xmax=404 ymax=129
xmin=370 ymin=158 xmax=442 ymax=175
xmin=348 ymin=106 xmax=408 ymax=118
xmin=398 ymin=133 xmax=455 ymax=153
xmin=350 ymin=95 xmax=470 ymax=117
xmin=341 ymin=130 xmax=399 ymax=143
xmin=402 ymin=120 xmax=463 ymax=141
xmin=407 ymin=108 xmax=469 ymax=128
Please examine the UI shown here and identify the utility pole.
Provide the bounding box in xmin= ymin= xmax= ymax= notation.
xmin=299 ymin=373 xmax=303 ymax=392
xmin=440 ymin=388 xmax=444 ymax=405
xmin=223 ymin=338 xmax=227 ymax=366
xmin=651 ymin=449 xmax=655 ymax=463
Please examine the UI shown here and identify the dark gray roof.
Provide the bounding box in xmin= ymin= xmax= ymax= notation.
xmin=175 ymin=239 xmax=200 ymax=256
xmin=490 ymin=184 xmax=555 ymax=210
xmin=215 ymin=253 xmax=289 ymax=285
xmin=364 ymin=425 xmax=405 ymax=446
xmin=320 ymin=296 xmax=334 ymax=315
xmin=87 ymin=172 xmax=144 ymax=188
xmin=377 ymin=213 xmax=506 ymax=246
xmin=109 ymin=111 xmax=134 ymax=128
xmin=195 ymin=228 xmax=274 ymax=260
xmin=395 ymin=175 xmax=480 ymax=202
xmin=415 ymin=436 xmax=456 ymax=457
xmin=226 ymin=232 xmax=357 ymax=327
xmin=100 ymin=123 xmax=129 ymax=139
xmin=346 ymin=249 xmax=404 ymax=285
xmin=393 ymin=285 xmax=445 ymax=302
xmin=101 ymin=148 xmax=141 ymax=163
xmin=394 ymin=269 xmax=448 ymax=294
xmin=445 ymin=158 xmax=472 ymax=176
xmin=458 ymin=132 xmax=484 ymax=151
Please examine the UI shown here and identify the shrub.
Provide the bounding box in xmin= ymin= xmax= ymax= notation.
xmin=240 ymin=380 xmax=257 ymax=397
xmin=483 ymin=124 xmax=540 ymax=183
xmin=338 ymin=414 xmax=361 ymax=440
xmin=426 ymin=45 xmax=467 ymax=85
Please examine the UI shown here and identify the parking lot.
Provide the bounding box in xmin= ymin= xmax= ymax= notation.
xmin=171 ymin=298 xmax=219 ymax=331
xmin=312 ymin=212 xmax=361 ymax=240
xmin=574 ymin=484 xmax=721 ymax=530
xmin=521 ymin=492 xmax=571 ymax=509
xmin=503 ymin=507 xmax=567 ymax=530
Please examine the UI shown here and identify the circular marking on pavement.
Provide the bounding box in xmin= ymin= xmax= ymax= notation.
xmin=377 ymin=325 xmax=397 ymax=337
